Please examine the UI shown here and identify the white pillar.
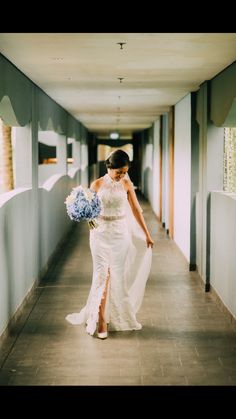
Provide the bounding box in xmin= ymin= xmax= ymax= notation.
xmin=30 ymin=86 xmax=40 ymax=280
xmin=81 ymin=143 xmax=88 ymax=187
xmin=57 ymin=134 xmax=67 ymax=175
xmin=197 ymin=83 xmax=208 ymax=284
xmin=12 ymin=93 xmax=38 ymax=190
xmin=161 ymin=114 xmax=169 ymax=228
xmin=72 ymin=140 xmax=81 ymax=168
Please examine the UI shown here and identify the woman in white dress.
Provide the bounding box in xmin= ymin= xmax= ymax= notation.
xmin=66 ymin=150 xmax=154 ymax=339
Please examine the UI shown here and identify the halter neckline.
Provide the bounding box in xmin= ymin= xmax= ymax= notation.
xmin=105 ymin=173 xmax=121 ymax=184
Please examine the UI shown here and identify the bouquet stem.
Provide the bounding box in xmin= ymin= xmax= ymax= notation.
xmin=88 ymin=219 xmax=99 ymax=230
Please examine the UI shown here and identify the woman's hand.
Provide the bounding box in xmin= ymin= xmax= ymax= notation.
xmin=146 ymin=235 xmax=154 ymax=248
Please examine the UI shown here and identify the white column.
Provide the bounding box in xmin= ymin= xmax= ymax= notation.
xmin=30 ymin=86 xmax=40 ymax=280
xmin=57 ymin=134 xmax=67 ymax=175
xmin=197 ymin=83 xmax=208 ymax=283
xmin=72 ymin=140 xmax=81 ymax=168
xmin=152 ymin=119 xmax=161 ymax=218
xmin=162 ymin=114 xmax=169 ymax=228
xmin=81 ymin=143 xmax=88 ymax=187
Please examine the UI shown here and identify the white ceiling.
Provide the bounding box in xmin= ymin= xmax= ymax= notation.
xmin=1 ymin=33 xmax=236 ymax=139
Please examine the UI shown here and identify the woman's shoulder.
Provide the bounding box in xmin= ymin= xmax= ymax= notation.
xmin=90 ymin=176 xmax=104 ymax=192
xmin=121 ymin=177 xmax=133 ymax=192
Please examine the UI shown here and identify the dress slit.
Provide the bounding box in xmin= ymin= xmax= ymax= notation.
xmin=85 ymin=268 xmax=110 ymax=335
xmin=98 ymin=268 xmax=110 ymax=327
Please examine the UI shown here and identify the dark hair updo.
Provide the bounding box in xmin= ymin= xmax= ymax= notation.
xmin=105 ymin=149 xmax=130 ymax=169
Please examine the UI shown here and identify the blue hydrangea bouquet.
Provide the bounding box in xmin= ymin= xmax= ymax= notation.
xmin=64 ymin=185 xmax=101 ymax=229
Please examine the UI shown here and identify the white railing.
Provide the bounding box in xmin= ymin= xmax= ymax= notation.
xmin=0 ymin=168 xmax=80 ymax=337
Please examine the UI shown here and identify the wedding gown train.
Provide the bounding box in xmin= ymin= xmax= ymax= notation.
xmin=66 ymin=173 xmax=152 ymax=336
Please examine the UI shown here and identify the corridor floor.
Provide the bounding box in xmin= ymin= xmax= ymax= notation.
xmin=0 ymin=197 xmax=236 ymax=386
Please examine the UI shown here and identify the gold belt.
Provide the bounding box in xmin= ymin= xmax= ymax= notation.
xmin=98 ymin=214 xmax=126 ymax=221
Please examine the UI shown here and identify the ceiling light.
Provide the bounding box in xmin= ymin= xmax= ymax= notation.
xmin=117 ymin=42 xmax=126 ymax=50
xmin=110 ymin=132 xmax=119 ymax=140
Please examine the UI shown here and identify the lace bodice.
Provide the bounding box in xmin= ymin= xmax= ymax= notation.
xmin=98 ymin=174 xmax=127 ymax=217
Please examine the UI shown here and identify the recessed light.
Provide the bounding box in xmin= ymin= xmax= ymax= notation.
xmin=110 ymin=132 xmax=119 ymax=140
xmin=117 ymin=42 xmax=126 ymax=50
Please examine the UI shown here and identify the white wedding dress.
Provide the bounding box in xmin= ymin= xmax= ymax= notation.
xmin=66 ymin=173 xmax=152 ymax=336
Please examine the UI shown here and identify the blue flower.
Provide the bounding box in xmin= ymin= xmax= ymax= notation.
xmin=65 ymin=186 xmax=101 ymax=228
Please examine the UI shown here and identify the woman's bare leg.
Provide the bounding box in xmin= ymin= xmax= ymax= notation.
xmin=98 ymin=269 xmax=110 ymax=333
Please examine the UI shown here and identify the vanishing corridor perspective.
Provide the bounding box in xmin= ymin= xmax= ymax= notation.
xmin=0 ymin=33 xmax=236 ymax=385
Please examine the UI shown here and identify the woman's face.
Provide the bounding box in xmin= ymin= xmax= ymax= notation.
xmin=108 ymin=166 xmax=129 ymax=181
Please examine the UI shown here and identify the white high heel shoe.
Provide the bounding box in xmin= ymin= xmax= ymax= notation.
xmin=97 ymin=331 xmax=108 ymax=339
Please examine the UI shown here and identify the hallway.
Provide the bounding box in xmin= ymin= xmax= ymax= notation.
xmin=0 ymin=196 xmax=236 ymax=386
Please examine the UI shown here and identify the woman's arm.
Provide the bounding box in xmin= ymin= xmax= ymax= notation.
xmin=90 ymin=178 xmax=103 ymax=192
xmin=124 ymin=179 xmax=154 ymax=248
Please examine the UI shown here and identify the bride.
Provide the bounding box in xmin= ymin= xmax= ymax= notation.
xmin=66 ymin=149 xmax=154 ymax=339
